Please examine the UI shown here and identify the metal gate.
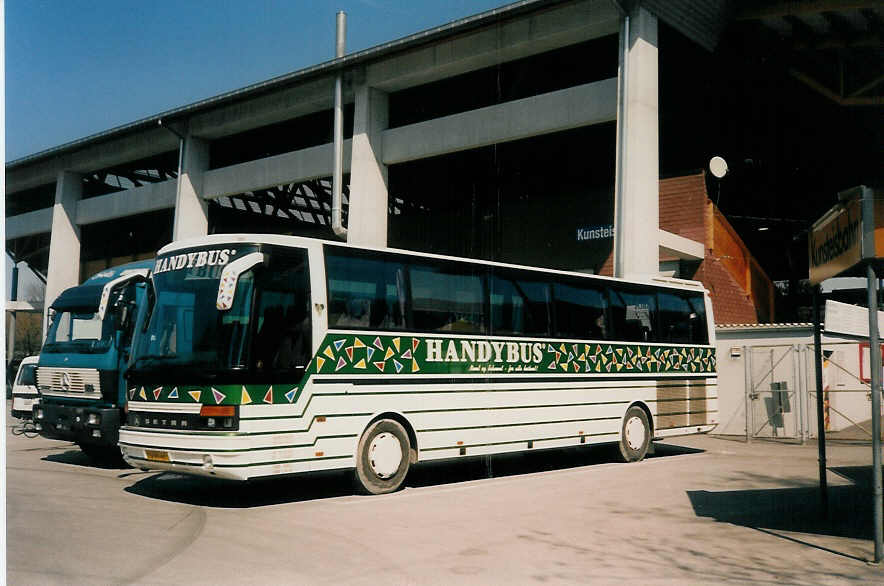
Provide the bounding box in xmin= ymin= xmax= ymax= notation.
xmin=745 ymin=344 xmax=805 ymax=441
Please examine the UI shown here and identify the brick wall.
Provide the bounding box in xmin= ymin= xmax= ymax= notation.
xmin=599 ymin=172 xmax=773 ymax=324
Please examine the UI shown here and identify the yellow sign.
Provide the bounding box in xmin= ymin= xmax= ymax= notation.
xmin=809 ymin=198 xmax=862 ymax=284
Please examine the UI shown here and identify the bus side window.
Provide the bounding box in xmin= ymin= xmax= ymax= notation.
xmin=326 ymin=251 xmax=406 ymax=331
xmin=657 ymin=291 xmax=708 ymax=344
xmin=609 ymin=287 xmax=657 ymax=343
xmin=409 ymin=261 xmax=485 ymax=334
xmin=553 ymin=280 xmax=607 ymax=340
xmin=491 ymin=272 xmax=552 ymax=337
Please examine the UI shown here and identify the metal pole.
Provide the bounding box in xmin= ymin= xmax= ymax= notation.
xmin=793 ymin=344 xmax=803 ymax=443
xmin=744 ymin=345 xmax=752 ymax=443
xmin=812 ymin=286 xmax=828 ymax=518
xmin=866 ymin=262 xmax=883 ymax=563
xmin=331 ymin=11 xmax=347 ymax=239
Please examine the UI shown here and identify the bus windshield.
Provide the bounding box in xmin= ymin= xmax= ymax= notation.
xmin=133 ymin=246 xmax=258 ymax=373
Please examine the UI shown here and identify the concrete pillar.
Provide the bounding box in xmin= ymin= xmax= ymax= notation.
xmin=613 ymin=6 xmax=659 ymax=280
xmin=347 ymin=84 xmax=389 ymax=247
xmin=173 ymin=135 xmax=210 ymax=240
xmin=44 ymin=171 xmax=83 ymax=331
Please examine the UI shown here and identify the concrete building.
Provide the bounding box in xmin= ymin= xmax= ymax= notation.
xmin=6 ymin=0 xmax=882 ymax=342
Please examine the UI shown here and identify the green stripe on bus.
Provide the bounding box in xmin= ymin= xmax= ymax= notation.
xmin=127 ymin=334 xmax=716 ymax=406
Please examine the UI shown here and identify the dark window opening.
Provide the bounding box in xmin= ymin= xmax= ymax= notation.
xmin=389 ymin=36 xmax=618 ymax=128
xmin=210 ymin=106 xmax=354 ymax=169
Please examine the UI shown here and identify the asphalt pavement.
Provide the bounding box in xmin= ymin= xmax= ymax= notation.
xmin=6 ymin=408 xmax=884 ymax=585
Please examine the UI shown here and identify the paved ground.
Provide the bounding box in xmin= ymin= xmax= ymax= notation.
xmin=6 ymin=409 xmax=884 ymax=585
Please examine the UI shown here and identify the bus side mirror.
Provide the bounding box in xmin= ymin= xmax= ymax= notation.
xmin=217 ymin=252 xmax=266 ymax=310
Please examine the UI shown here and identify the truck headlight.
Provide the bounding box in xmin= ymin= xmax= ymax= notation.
xmin=35 ymin=408 xmax=44 ymax=420
xmin=88 ymin=413 xmax=101 ymax=425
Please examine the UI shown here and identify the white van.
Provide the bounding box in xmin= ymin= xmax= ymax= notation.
xmin=11 ymin=356 xmax=40 ymax=420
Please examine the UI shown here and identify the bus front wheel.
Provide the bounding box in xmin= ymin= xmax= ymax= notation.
xmin=618 ymin=406 xmax=651 ymax=463
xmin=354 ymin=419 xmax=410 ymax=495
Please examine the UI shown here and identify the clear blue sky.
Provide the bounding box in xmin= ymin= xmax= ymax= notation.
xmin=6 ymin=0 xmax=514 ymax=162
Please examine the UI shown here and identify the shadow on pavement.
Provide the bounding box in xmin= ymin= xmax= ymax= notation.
xmin=688 ymin=465 xmax=884 ymax=563
xmin=43 ymin=449 xmax=130 ymax=471
xmin=124 ymin=470 xmax=356 ymax=507
xmin=124 ymin=441 xmax=704 ymax=508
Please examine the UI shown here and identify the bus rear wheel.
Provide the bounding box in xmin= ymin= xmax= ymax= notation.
xmin=618 ymin=406 xmax=651 ymax=463
xmin=354 ymin=419 xmax=410 ymax=495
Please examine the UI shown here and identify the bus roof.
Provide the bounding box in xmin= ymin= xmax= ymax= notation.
xmin=156 ymin=233 xmax=707 ymax=293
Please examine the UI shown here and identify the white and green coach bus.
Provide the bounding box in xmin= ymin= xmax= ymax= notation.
xmin=119 ymin=234 xmax=717 ymax=494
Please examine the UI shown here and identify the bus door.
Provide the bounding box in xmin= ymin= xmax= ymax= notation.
xmin=253 ymin=248 xmax=311 ymax=379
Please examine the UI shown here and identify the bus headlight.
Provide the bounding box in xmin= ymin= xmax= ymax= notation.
xmin=88 ymin=413 xmax=101 ymax=425
xmin=35 ymin=408 xmax=44 ymax=420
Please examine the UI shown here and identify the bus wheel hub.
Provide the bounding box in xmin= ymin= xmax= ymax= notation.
xmin=625 ymin=416 xmax=646 ymax=451
xmin=368 ymin=432 xmax=402 ymax=479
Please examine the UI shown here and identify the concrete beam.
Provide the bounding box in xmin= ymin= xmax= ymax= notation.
xmin=382 ymin=78 xmax=617 ymax=165
xmin=659 ymin=230 xmax=705 ymax=261
xmin=366 ymin=0 xmax=618 ymax=91
xmin=6 ymin=128 xmax=178 ymax=194
xmin=189 ymin=77 xmax=338 ymax=140
xmin=76 ymin=180 xmax=177 ymax=225
xmin=5 ymin=301 xmax=42 ymax=313
xmin=203 ymin=79 xmax=616 ymax=199
xmin=202 ymin=141 xmax=353 ymax=200
xmin=6 ymin=208 xmax=52 ymax=240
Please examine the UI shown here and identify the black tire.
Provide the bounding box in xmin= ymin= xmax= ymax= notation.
xmin=618 ymin=406 xmax=651 ymax=463
xmin=354 ymin=419 xmax=411 ymax=495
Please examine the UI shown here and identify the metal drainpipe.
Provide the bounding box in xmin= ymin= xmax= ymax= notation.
xmin=331 ymin=11 xmax=348 ymax=239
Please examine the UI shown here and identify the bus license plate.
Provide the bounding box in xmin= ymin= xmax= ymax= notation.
xmin=145 ymin=450 xmax=170 ymax=462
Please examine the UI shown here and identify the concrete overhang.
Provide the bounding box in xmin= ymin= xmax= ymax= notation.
xmin=659 ymin=229 xmax=705 ymax=261
xmin=5 ymin=301 xmax=42 ymax=312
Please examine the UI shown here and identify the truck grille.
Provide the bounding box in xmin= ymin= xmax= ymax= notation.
xmin=37 ymin=367 xmax=102 ymax=399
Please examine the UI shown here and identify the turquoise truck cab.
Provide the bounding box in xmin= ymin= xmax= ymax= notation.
xmin=34 ymin=260 xmax=152 ymax=459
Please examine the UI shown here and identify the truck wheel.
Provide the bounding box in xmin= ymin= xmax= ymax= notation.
xmin=354 ymin=419 xmax=410 ymax=495
xmin=618 ymin=406 xmax=651 ymax=463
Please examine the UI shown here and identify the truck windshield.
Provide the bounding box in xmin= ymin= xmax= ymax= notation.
xmin=43 ymin=309 xmax=113 ymax=354
xmin=133 ymin=246 xmax=257 ymax=373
